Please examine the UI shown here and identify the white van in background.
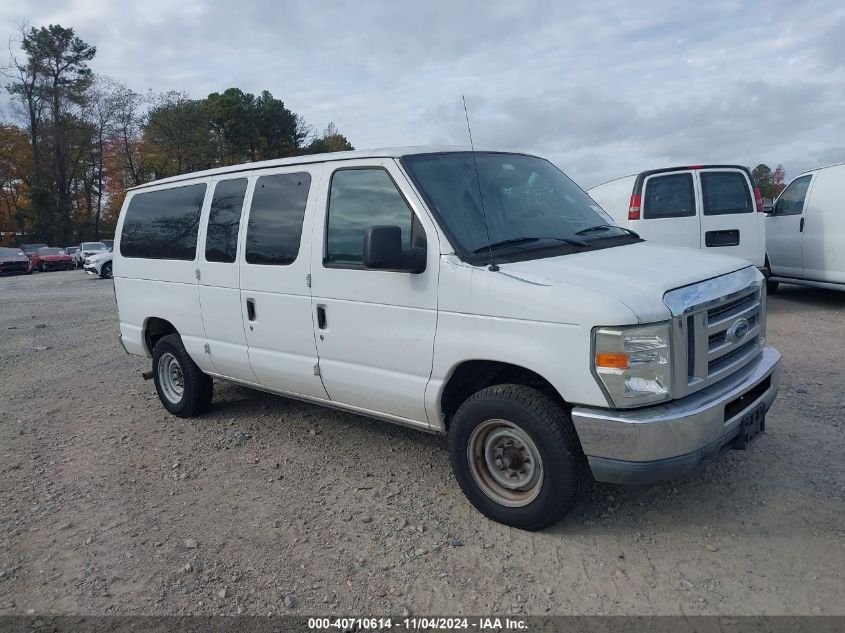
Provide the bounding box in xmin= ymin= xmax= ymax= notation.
xmin=765 ymin=163 xmax=845 ymax=293
xmin=587 ymin=165 xmax=766 ymax=271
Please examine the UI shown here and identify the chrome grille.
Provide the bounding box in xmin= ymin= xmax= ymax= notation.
xmin=707 ymin=293 xmax=756 ymax=323
xmin=664 ymin=268 xmax=766 ymax=399
xmin=708 ymin=336 xmax=759 ymax=375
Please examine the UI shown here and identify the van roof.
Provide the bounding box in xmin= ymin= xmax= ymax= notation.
xmin=589 ymin=164 xmax=751 ymax=192
xmin=794 ymin=161 xmax=845 ymax=178
xmin=127 ymin=145 xmax=493 ymax=191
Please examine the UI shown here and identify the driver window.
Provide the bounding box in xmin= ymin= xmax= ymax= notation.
xmin=774 ymin=175 xmax=811 ymax=216
xmin=325 ymin=168 xmax=425 ymax=267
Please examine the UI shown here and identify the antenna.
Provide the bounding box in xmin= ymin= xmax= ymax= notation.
xmin=462 ymin=95 xmax=498 ymax=272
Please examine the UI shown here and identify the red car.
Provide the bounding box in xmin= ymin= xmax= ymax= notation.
xmin=31 ymin=247 xmax=74 ymax=272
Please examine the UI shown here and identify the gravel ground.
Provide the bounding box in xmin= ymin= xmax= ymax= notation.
xmin=1 ymin=270 xmax=843 ymax=617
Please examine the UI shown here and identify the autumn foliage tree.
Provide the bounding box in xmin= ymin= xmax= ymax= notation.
xmin=752 ymin=163 xmax=788 ymax=200
xmin=0 ymin=123 xmax=33 ymax=244
xmin=3 ymin=22 xmax=355 ymax=245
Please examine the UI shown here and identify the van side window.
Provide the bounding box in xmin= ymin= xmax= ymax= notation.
xmin=774 ymin=175 xmax=812 ymax=216
xmin=120 ymin=183 xmax=206 ymax=260
xmin=245 ymin=172 xmax=311 ymax=265
xmin=325 ymin=168 xmax=423 ymax=266
xmin=205 ymin=178 xmax=248 ymax=263
xmin=643 ymin=174 xmax=695 ymax=219
xmin=701 ymin=172 xmax=752 ymax=215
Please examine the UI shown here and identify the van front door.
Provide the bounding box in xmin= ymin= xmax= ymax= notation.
xmin=766 ymin=174 xmax=813 ymax=278
xmin=239 ymin=166 xmax=328 ymax=399
xmin=639 ymin=171 xmax=700 ymax=250
xmin=197 ymin=176 xmax=258 ymax=382
xmin=697 ymin=168 xmax=760 ymax=264
xmin=798 ymin=167 xmax=845 ymax=285
xmin=309 ymin=161 xmax=439 ymax=426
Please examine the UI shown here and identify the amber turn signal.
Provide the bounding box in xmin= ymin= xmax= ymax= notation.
xmin=595 ymin=352 xmax=629 ymax=369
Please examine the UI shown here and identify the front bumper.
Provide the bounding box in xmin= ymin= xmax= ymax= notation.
xmin=0 ymin=263 xmax=30 ymax=275
xmin=571 ymin=346 xmax=781 ymax=484
xmin=84 ymin=265 xmax=99 ymax=275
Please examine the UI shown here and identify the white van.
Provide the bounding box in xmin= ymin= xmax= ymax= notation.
xmin=113 ymin=147 xmax=781 ymax=530
xmin=587 ymin=165 xmax=766 ymax=270
xmin=765 ymin=162 xmax=845 ymax=293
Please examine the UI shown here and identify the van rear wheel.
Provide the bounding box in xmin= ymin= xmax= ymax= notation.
xmin=448 ymin=384 xmax=588 ymax=531
xmin=152 ymin=333 xmax=213 ymax=417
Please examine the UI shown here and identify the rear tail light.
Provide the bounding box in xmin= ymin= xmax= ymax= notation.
xmin=628 ymin=194 xmax=641 ymax=220
xmin=753 ymin=186 xmax=764 ymax=213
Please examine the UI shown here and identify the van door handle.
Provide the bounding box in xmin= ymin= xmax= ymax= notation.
xmin=246 ymin=298 xmax=256 ymax=321
xmin=799 ymin=217 xmax=805 ymax=232
xmin=316 ymin=305 xmax=327 ymax=330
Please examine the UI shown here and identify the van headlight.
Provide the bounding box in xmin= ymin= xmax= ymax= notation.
xmin=592 ymin=323 xmax=672 ymax=407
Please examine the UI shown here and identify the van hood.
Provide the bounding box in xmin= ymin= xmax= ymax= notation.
xmin=499 ymin=242 xmax=754 ymax=323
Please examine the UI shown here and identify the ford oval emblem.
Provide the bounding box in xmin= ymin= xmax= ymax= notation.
xmin=727 ymin=318 xmax=750 ymax=343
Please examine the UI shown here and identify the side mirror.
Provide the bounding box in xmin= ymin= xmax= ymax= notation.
xmin=362 ymin=225 xmax=426 ymax=273
xmin=762 ymin=198 xmax=774 ymax=214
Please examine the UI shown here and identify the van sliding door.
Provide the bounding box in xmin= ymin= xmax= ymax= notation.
xmin=237 ymin=165 xmax=328 ymax=399
xmin=196 ymin=175 xmax=258 ymax=382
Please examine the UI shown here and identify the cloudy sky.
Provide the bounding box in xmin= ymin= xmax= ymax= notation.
xmin=2 ymin=0 xmax=844 ymax=187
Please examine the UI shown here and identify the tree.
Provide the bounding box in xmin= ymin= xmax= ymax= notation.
xmin=252 ymin=90 xmax=301 ymax=159
xmin=305 ymin=122 xmax=354 ymax=154
xmin=752 ymin=163 xmax=774 ymax=200
xmin=204 ymin=87 xmax=258 ymax=164
xmin=751 ymin=163 xmax=788 ymax=200
xmin=5 ymin=24 xmax=96 ymax=243
xmin=771 ymin=164 xmax=786 ymax=198
xmin=141 ymin=91 xmax=214 ymax=179
xmin=0 ymin=123 xmax=33 ymax=244
xmin=5 ymin=23 xmax=355 ymax=243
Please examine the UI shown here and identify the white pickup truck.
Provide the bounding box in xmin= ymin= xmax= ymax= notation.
xmin=112 ymin=147 xmax=781 ymax=530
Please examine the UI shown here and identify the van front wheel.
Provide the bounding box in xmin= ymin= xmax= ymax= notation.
xmin=152 ymin=333 xmax=213 ymax=417
xmin=448 ymin=384 xmax=588 ymax=531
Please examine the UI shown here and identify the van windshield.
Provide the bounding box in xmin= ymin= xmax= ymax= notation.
xmin=401 ymin=152 xmax=638 ymax=263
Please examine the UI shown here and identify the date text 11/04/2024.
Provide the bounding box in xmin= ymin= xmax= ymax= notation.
xmin=307 ymin=617 xmax=528 ymax=630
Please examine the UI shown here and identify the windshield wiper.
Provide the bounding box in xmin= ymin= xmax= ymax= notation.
xmin=473 ymin=236 xmax=590 ymax=254
xmin=575 ymin=224 xmax=640 ymax=238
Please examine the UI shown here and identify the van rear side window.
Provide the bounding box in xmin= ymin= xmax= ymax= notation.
xmin=643 ymin=173 xmax=695 ymax=219
xmin=701 ymin=172 xmax=752 ymax=215
xmin=206 ymin=178 xmax=248 ymax=263
xmin=120 ymin=184 xmax=206 ymax=260
xmin=245 ymin=172 xmax=311 ymax=265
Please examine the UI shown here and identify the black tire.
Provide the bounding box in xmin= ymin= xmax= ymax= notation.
xmin=448 ymin=384 xmax=588 ymax=531
xmin=152 ymin=333 xmax=213 ymax=417
xmin=39 ymin=262 xmax=46 ymax=272
xmin=100 ymin=261 xmax=112 ymax=279
xmin=764 ymin=257 xmax=778 ymax=294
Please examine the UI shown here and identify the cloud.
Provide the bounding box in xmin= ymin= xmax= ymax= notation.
xmin=1 ymin=0 xmax=843 ymax=187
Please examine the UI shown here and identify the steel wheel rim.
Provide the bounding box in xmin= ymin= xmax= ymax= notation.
xmin=157 ymin=352 xmax=184 ymax=404
xmin=467 ymin=419 xmax=544 ymax=507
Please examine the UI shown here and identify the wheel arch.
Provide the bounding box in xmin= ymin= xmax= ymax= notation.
xmin=439 ymin=360 xmax=569 ymax=431
xmin=143 ymin=317 xmax=179 ymax=356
